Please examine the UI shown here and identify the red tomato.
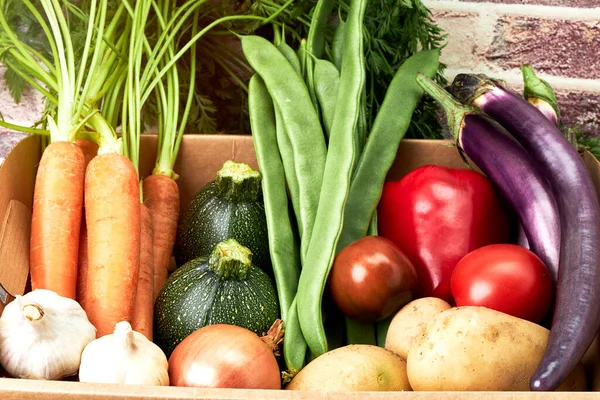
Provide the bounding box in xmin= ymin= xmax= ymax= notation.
xmin=328 ymin=236 xmax=418 ymax=323
xmin=450 ymin=244 xmax=553 ymax=323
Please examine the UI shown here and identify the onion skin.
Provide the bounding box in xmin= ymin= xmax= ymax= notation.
xmin=168 ymin=324 xmax=281 ymax=389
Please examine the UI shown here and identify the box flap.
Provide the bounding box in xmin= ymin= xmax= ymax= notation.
xmin=0 ymin=199 xmax=31 ymax=296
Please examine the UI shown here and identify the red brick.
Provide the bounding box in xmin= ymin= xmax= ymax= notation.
xmin=456 ymin=0 xmax=600 ymax=7
xmin=555 ymin=90 xmax=600 ymax=136
xmin=485 ymin=16 xmax=600 ymax=79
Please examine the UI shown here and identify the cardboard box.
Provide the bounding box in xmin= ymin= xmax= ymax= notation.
xmin=0 ymin=133 xmax=599 ymax=399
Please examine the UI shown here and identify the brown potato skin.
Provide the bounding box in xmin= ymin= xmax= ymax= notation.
xmin=286 ymin=345 xmax=412 ymax=392
xmin=385 ymin=297 xmax=452 ymax=360
xmin=407 ymin=306 xmax=587 ymax=391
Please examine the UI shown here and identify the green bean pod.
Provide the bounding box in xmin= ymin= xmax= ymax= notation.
xmin=307 ymin=0 xmax=335 ymax=60
xmin=376 ymin=316 xmax=393 ymax=348
xmin=314 ymin=59 xmax=340 ymax=138
xmin=248 ymin=75 xmax=307 ymax=374
xmin=277 ymin=42 xmax=301 ymax=78
xmin=332 ymin=19 xmax=345 ymax=71
xmin=296 ymin=0 xmax=368 ymax=356
xmin=248 ymin=74 xmax=300 ymax=321
xmin=275 ymin=40 xmax=302 ymax=245
xmin=336 ymin=49 xmax=440 ymax=252
xmin=296 ymin=40 xmax=320 ymax=119
xmin=283 ymin=296 xmax=308 ymax=374
xmin=345 ymin=317 xmax=377 ymax=345
xmin=241 ymin=35 xmax=327 ymax=263
xmin=367 ymin=212 xmax=378 ymax=236
xmin=274 ymin=105 xmax=301 ymax=239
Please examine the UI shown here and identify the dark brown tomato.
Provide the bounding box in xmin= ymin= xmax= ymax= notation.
xmin=328 ymin=236 xmax=418 ymax=323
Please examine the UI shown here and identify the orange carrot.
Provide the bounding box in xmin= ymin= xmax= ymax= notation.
xmin=76 ymin=217 xmax=89 ymax=308
xmin=85 ymin=152 xmax=141 ymax=337
xmin=30 ymin=141 xmax=85 ymax=299
xmin=75 ymin=138 xmax=98 ymax=309
xmin=131 ymin=203 xmax=154 ymax=340
xmin=143 ymin=174 xmax=179 ymax=299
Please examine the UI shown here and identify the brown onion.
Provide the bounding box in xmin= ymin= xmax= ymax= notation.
xmin=168 ymin=321 xmax=283 ymax=389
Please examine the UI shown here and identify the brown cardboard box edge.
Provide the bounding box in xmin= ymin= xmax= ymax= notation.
xmin=0 ymin=133 xmax=599 ymax=399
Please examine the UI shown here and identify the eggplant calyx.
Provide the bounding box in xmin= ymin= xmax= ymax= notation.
xmin=521 ymin=64 xmax=560 ymax=122
xmin=447 ymin=73 xmax=503 ymax=105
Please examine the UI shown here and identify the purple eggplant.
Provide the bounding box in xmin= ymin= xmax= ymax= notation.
xmin=449 ymin=73 xmax=600 ymax=392
xmin=416 ymin=73 xmax=559 ymax=283
xmin=517 ymin=64 xmax=560 ymax=250
xmin=516 ymin=223 xmax=530 ymax=250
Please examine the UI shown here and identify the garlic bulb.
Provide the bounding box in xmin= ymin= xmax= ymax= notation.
xmin=79 ymin=321 xmax=169 ymax=385
xmin=0 ymin=289 xmax=96 ymax=380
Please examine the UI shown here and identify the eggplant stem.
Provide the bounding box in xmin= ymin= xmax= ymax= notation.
xmin=415 ymin=73 xmax=480 ymax=161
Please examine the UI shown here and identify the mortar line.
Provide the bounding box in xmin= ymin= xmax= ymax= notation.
xmin=423 ymin=0 xmax=600 ymax=20
xmin=443 ymin=67 xmax=600 ymax=92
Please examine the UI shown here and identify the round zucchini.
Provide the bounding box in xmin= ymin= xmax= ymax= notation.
xmin=154 ymin=239 xmax=280 ymax=357
xmin=175 ymin=160 xmax=272 ymax=275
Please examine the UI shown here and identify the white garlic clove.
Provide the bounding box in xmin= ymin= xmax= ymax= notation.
xmin=0 ymin=289 xmax=96 ymax=380
xmin=79 ymin=321 xmax=169 ymax=386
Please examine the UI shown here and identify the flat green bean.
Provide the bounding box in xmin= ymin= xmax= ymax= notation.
xmin=332 ymin=19 xmax=345 ymax=71
xmin=345 ymin=317 xmax=377 ymax=345
xmin=296 ymin=0 xmax=368 ymax=357
xmin=241 ymin=35 xmax=327 ymax=265
xmin=277 ymin=42 xmax=301 ymax=78
xmin=283 ymin=296 xmax=308 ymax=374
xmin=274 ymin=105 xmax=302 ymax=241
xmin=367 ymin=212 xmax=378 ymax=236
xmin=249 ymin=75 xmax=307 ymax=375
xmin=306 ymin=0 xmax=334 ymax=60
xmin=297 ymin=40 xmax=320 ymax=119
xmin=248 ymin=74 xmax=300 ymax=323
xmin=376 ymin=316 xmax=393 ymax=348
xmin=336 ymin=49 xmax=440 ymax=253
xmin=314 ymin=59 xmax=340 ymax=139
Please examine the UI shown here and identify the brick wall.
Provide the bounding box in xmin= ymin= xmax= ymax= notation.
xmin=425 ymin=0 xmax=600 ymax=135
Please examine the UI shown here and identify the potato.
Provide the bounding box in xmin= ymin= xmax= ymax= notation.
xmin=407 ymin=306 xmax=587 ymax=391
xmin=385 ymin=297 xmax=451 ymax=359
xmin=286 ymin=344 xmax=411 ymax=391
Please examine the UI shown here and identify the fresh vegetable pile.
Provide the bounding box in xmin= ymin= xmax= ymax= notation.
xmin=0 ymin=0 xmax=599 ymax=395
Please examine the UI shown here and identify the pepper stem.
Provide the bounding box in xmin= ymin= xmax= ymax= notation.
xmin=416 ymin=73 xmax=478 ymax=141
xmin=22 ymin=304 xmax=44 ymax=322
xmin=215 ymin=161 xmax=262 ymax=202
xmin=209 ymin=239 xmax=253 ymax=280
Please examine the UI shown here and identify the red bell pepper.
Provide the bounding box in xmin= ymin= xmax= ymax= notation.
xmin=378 ymin=165 xmax=512 ymax=303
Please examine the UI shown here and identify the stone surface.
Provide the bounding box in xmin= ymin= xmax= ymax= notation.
xmin=485 ymin=16 xmax=600 ymax=79
xmin=0 ymin=65 xmax=44 ymax=163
